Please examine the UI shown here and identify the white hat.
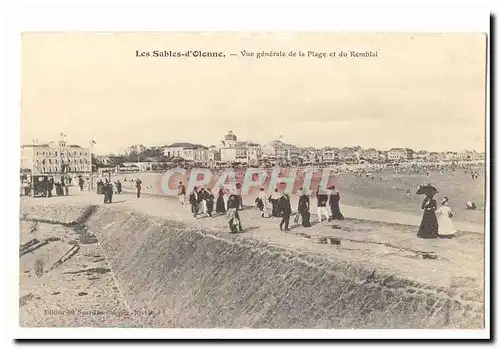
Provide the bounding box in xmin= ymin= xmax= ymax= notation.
xmin=441 ymin=197 xmax=449 ymax=205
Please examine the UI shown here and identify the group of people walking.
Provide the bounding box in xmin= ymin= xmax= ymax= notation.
xmin=253 ymin=185 xmax=345 ymax=232
xmin=178 ymin=182 xmax=244 ymax=234
xmin=417 ymin=192 xmax=456 ymax=239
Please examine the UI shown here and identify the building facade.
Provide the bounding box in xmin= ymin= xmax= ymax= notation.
xmin=387 ymin=148 xmax=407 ymax=161
xmin=163 ymin=142 xmax=208 ymax=163
xmin=21 ymin=140 xmax=92 ymax=174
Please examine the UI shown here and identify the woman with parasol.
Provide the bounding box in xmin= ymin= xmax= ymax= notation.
xmin=416 ymin=185 xmax=439 ymax=239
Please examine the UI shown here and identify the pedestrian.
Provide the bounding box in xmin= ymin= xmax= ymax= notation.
xmin=297 ymin=189 xmax=311 ymax=227
xmin=23 ymin=180 xmax=30 ymax=196
xmin=103 ymin=179 xmax=109 ymax=204
xmin=189 ymin=187 xmax=200 ymax=218
xmin=78 ymin=176 xmax=85 ymax=191
xmin=436 ymin=197 xmax=456 ymax=238
xmin=178 ymin=181 xmax=186 ymax=205
xmin=97 ymin=179 xmax=103 ymax=195
xmin=269 ymin=189 xmax=281 ymax=217
xmin=226 ymin=194 xmax=243 ymax=233
xmin=62 ymin=176 xmax=69 ymax=196
xmin=47 ymin=177 xmax=54 ymax=198
xmin=116 ymin=180 xmax=122 ymax=194
xmin=107 ymin=180 xmax=113 ymax=203
xmin=417 ymin=192 xmax=438 ymax=239
xmin=257 ymin=188 xmax=269 ymax=218
xmin=316 ymin=185 xmax=329 ymax=222
xmin=328 ymin=186 xmax=344 ymax=221
xmin=216 ymin=188 xmax=225 ymax=213
xmin=279 ymin=193 xmax=292 ymax=231
xmin=135 ymin=178 xmax=142 ymax=198
xmin=205 ymin=188 xmax=215 ymax=217
xmin=236 ymin=183 xmax=243 ymax=210
xmin=200 ymin=187 xmax=208 ymax=214
xmin=55 ymin=181 xmax=63 ymax=196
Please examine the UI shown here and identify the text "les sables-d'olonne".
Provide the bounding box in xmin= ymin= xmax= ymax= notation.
xmin=136 ymin=50 xmax=379 ymax=59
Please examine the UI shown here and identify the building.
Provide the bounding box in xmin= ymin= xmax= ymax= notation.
xmin=405 ymin=148 xmax=414 ymax=160
xmin=208 ymin=146 xmax=221 ymax=163
xmin=245 ymin=142 xmax=262 ymax=166
xmin=387 ymin=148 xmax=407 ymax=161
xmin=163 ymin=142 xmax=208 ymax=163
xmin=219 ymin=131 xmax=263 ymax=165
xmin=20 ymin=140 xmax=92 ymax=175
xmin=220 ymin=130 xmax=238 ymax=148
xmin=125 ymin=144 xmax=147 ymax=155
xmin=321 ymin=148 xmax=336 ymax=163
xmin=267 ymin=140 xmax=300 ymax=165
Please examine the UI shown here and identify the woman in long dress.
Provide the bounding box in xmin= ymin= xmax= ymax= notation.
xmin=216 ymin=188 xmax=225 ymax=213
xmin=417 ymin=193 xmax=439 ymax=239
xmin=436 ymin=197 xmax=456 ymax=238
xmin=328 ymin=186 xmax=344 ymax=220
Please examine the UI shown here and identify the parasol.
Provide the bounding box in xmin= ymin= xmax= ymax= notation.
xmin=416 ymin=185 xmax=438 ymax=197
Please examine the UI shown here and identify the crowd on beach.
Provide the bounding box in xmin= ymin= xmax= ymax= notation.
xmin=21 ymin=160 xmax=483 ymax=239
xmin=175 ymin=181 xmax=347 ymax=234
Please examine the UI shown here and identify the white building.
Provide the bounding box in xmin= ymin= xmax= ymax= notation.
xmin=20 ymin=140 xmax=92 ymax=175
xmin=163 ymin=142 xmax=208 ymax=163
xmin=321 ymin=148 xmax=336 ymax=163
xmin=387 ymin=148 xmax=407 ymax=161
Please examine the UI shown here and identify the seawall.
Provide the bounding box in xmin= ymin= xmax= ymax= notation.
xmin=20 ymin=204 xmax=484 ymax=329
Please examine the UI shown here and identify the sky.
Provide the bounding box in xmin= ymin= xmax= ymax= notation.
xmin=21 ymin=33 xmax=487 ymax=155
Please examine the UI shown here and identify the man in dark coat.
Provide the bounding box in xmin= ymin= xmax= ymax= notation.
xmin=78 ymin=176 xmax=85 ymax=191
xmin=189 ymin=187 xmax=200 ymax=218
xmin=279 ymin=193 xmax=292 ymax=231
xmin=135 ymin=178 xmax=142 ymax=198
xmin=46 ymin=177 xmax=54 ymax=198
xmin=106 ymin=180 xmax=113 ymax=203
xmin=316 ymin=185 xmax=329 ymax=222
xmin=204 ymin=188 xmax=215 ymax=217
xmin=236 ymin=183 xmax=243 ymax=210
xmin=116 ymin=180 xmax=122 ymax=194
xmin=103 ymin=179 xmax=112 ymax=204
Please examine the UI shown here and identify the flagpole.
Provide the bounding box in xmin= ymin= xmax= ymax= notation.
xmin=90 ymin=138 xmax=94 ymax=190
xmin=31 ymin=138 xmax=36 ymax=197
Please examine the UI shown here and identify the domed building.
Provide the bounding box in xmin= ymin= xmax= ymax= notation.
xmin=222 ymin=130 xmax=238 ymax=148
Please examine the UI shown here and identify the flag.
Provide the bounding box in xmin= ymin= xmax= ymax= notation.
xmin=61 ymin=132 xmax=67 ymax=137
xmin=92 ymin=140 xmax=97 ymax=144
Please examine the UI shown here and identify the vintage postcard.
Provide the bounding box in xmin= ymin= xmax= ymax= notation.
xmin=18 ymin=32 xmax=487 ymax=334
